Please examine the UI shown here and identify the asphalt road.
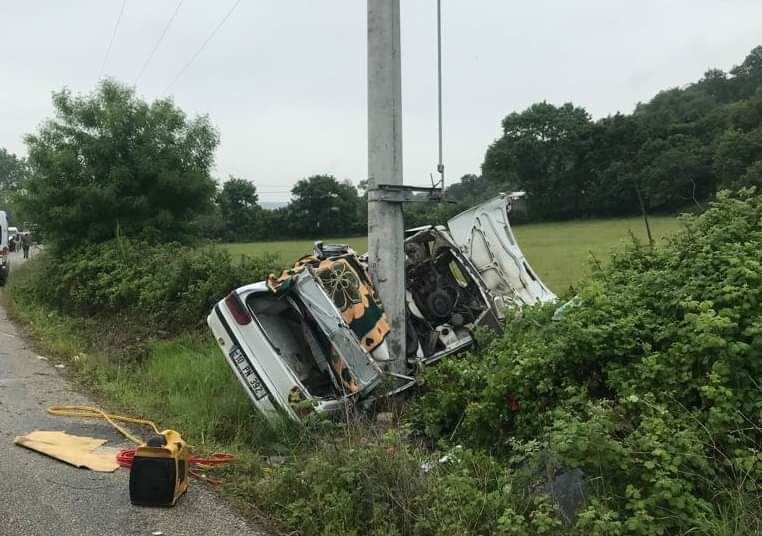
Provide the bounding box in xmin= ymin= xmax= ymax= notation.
xmin=0 ymin=260 xmax=267 ymax=536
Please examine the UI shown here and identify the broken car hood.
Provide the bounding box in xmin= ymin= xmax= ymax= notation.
xmin=446 ymin=194 xmax=556 ymax=308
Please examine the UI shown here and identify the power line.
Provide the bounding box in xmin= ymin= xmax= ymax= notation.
xmin=162 ymin=0 xmax=243 ymax=94
xmin=134 ymin=0 xmax=185 ymax=85
xmin=99 ymin=0 xmax=128 ymax=80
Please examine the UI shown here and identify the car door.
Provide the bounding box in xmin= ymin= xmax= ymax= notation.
xmin=446 ymin=194 xmax=556 ymax=309
xmin=292 ymin=270 xmax=384 ymax=396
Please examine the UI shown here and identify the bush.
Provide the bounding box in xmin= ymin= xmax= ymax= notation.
xmin=253 ymin=426 xmax=565 ymax=536
xmin=414 ymin=190 xmax=762 ymax=534
xmin=21 ymin=80 xmax=218 ymax=249
xmin=16 ymin=238 xmax=280 ymax=336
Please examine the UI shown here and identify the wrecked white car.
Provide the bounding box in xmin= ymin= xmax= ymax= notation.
xmin=404 ymin=194 xmax=555 ymax=364
xmin=207 ymin=194 xmax=555 ymax=423
xmin=208 ymin=255 xmax=390 ymax=423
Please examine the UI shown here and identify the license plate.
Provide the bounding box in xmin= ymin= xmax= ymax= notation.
xmin=228 ymin=347 xmax=268 ymax=400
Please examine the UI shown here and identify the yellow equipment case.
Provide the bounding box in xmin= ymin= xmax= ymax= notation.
xmin=128 ymin=430 xmax=189 ymax=507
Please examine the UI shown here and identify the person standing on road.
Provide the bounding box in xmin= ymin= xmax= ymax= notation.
xmin=21 ymin=232 xmax=31 ymax=259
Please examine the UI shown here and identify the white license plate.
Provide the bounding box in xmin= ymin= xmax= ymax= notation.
xmin=229 ymin=347 xmax=268 ymax=400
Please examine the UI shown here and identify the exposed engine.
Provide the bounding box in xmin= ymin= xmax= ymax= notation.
xmin=404 ymin=231 xmax=489 ymax=361
xmin=315 ymin=234 xmax=494 ymax=364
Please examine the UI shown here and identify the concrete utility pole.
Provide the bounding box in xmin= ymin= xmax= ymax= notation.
xmin=367 ymin=0 xmax=406 ymax=372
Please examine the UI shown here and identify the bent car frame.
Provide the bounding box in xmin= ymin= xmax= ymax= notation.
xmin=207 ymin=194 xmax=556 ymax=423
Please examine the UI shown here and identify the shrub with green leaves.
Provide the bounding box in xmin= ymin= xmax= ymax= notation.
xmin=15 ymin=238 xmax=279 ymax=336
xmin=20 ymin=80 xmax=219 ymax=249
xmin=415 ymin=190 xmax=762 ymax=534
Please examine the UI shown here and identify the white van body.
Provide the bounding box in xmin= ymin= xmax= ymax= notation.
xmin=0 ymin=211 xmax=9 ymax=285
xmin=447 ymin=194 xmax=556 ymax=308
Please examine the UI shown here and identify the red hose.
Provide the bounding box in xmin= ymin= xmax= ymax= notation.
xmin=117 ymin=449 xmax=234 ymax=485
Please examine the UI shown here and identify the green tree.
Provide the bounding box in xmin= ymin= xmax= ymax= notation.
xmin=713 ymin=127 xmax=762 ymax=189
xmin=584 ymin=113 xmax=648 ymax=216
xmin=21 ymin=79 xmax=218 ymax=249
xmin=0 ymin=147 xmax=28 ymax=191
xmin=192 ymin=190 xmax=225 ymax=240
xmin=728 ymin=45 xmax=762 ymax=99
xmin=289 ymin=175 xmax=363 ymax=237
xmin=482 ymin=102 xmax=593 ymax=219
xmin=696 ymin=68 xmax=732 ymax=103
xmin=218 ymin=176 xmax=260 ymax=241
xmin=258 ymin=206 xmax=295 ymax=239
xmin=638 ymin=134 xmax=713 ymax=210
xmin=0 ymin=147 xmax=29 ymax=213
xmin=474 ymin=46 xmax=762 ymax=221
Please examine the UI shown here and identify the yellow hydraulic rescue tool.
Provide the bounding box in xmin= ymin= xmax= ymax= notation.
xmin=46 ymin=406 xmax=232 ymax=506
xmin=129 ymin=430 xmax=190 ymax=507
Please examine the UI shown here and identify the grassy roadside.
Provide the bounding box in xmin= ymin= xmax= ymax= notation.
xmin=3 ymin=257 xmax=562 ymax=535
xmin=2 ymin=265 xmax=288 ymax=531
xmin=222 ymin=236 xmax=368 ymax=267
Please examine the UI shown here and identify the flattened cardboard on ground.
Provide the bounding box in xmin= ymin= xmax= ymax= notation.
xmin=14 ymin=430 xmax=120 ymax=472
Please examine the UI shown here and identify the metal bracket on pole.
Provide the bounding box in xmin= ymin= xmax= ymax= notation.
xmin=368 ymin=184 xmax=444 ymax=203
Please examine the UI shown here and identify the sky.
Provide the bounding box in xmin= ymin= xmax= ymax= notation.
xmin=1 ymin=1 xmax=761 ymax=203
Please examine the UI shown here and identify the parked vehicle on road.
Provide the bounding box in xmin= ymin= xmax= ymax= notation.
xmin=207 ymin=194 xmax=556 ymax=423
xmin=0 ymin=211 xmax=9 ymax=285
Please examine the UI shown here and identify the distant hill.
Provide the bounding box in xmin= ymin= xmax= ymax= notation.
xmin=260 ymin=201 xmax=288 ymax=210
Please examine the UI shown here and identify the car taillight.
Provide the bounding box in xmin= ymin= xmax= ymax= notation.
xmin=224 ymin=292 xmax=251 ymax=325
xmin=0 ymin=247 xmax=7 ymax=256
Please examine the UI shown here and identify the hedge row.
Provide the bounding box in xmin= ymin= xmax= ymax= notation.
xmin=17 ymin=239 xmax=280 ymax=335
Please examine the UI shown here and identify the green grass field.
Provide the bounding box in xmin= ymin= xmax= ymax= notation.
xmin=224 ymin=237 xmax=370 ymax=265
xmin=512 ymin=215 xmax=681 ymax=292
xmin=222 ymin=215 xmax=682 ymax=293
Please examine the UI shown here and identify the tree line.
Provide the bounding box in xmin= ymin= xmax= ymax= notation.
xmin=205 ymin=174 xmax=366 ymax=242
xmin=407 ymin=45 xmax=762 ymax=224
xmin=1 ymin=46 xmax=761 ymax=248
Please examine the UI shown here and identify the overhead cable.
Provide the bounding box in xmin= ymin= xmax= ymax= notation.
xmin=99 ymin=0 xmax=128 ymax=80
xmin=162 ymin=0 xmax=243 ymax=94
xmin=134 ymin=0 xmax=185 ymax=85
